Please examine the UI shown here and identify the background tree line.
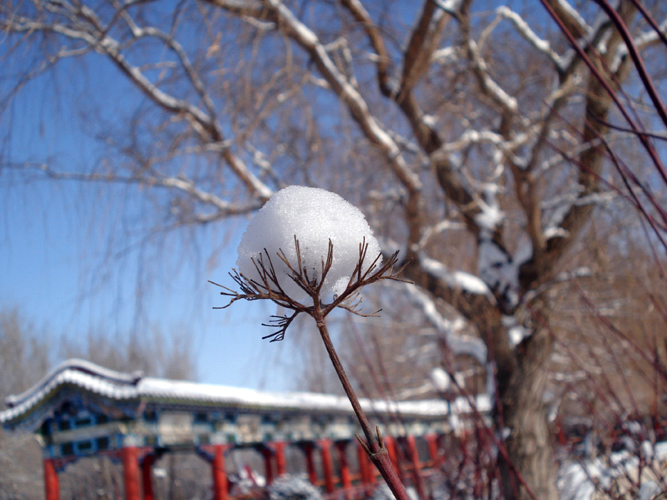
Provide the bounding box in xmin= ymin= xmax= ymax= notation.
xmin=0 ymin=309 xmax=198 ymax=499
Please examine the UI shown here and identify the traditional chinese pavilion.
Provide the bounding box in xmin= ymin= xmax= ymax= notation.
xmin=0 ymin=359 xmax=488 ymax=500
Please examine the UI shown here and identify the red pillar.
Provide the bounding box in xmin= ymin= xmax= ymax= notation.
xmin=356 ymin=441 xmax=376 ymax=487
xmin=406 ymin=436 xmax=421 ymax=473
xmin=122 ymin=447 xmax=141 ymax=500
xmin=211 ymin=444 xmax=228 ymax=500
xmin=405 ymin=436 xmax=427 ymax=500
xmin=302 ymin=443 xmax=318 ymax=485
xmin=335 ymin=441 xmax=352 ymax=494
xmin=142 ymin=455 xmax=155 ymax=500
xmin=384 ymin=436 xmax=398 ymax=467
xmin=274 ymin=442 xmax=287 ymax=477
xmin=357 ymin=441 xmax=369 ymax=486
xmin=319 ymin=439 xmax=335 ymax=494
xmin=44 ymin=458 xmax=60 ymax=500
xmin=425 ymin=434 xmax=440 ymax=467
xmin=261 ymin=446 xmax=274 ymax=485
xmin=383 ymin=436 xmax=402 ymax=480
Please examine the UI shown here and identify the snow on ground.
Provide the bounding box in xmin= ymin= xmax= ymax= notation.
xmin=558 ymin=442 xmax=667 ymax=500
xmin=267 ymin=474 xmax=323 ymax=500
xmin=236 ymin=186 xmax=382 ymax=301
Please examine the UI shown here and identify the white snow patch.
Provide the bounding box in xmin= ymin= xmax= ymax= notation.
xmin=508 ymin=326 xmax=529 ymax=346
xmin=612 ymin=17 xmax=667 ymax=71
xmin=452 ymin=270 xmax=492 ymax=295
xmin=558 ymin=441 xmax=667 ymax=500
xmin=496 ymin=6 xmax=564 ymax=67
xmin=514 ymin=241 xmax=533 ymax=266
xmin=404 ymin=284 xmax=488 ymax=366
xmin=475 ymin=206 xmax=504 ymax=233
xmin=556 ymin=0 xmax=590 ymax=35
xmin=420 ymin=257 xmax=491 ymax=296
xmin=236 ymin=186 xmax=382 ymax=301
xmin=503 ymin=316 xmax=531 ymax=346
xmin=638 ymin=481 xmax=661 ymax=500
xmin=641 ymin=440 xmax=655 ymax=461
xmin=474 ymin=185 xmax=522 ymax=309
xmin=544 ymin=226 xmax=569 ymax=240
xmin=477 ymin=237 xmax=521 ymax=309
xmin=430 ymin=367 xmax=451 ymax=392
xmin=267 ymin=474 xmax=323 ymax=500
xmin=423 ymin=114 xmax=438 ymax=127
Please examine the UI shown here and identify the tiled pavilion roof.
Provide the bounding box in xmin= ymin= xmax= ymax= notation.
xmin=1 ymin=359 xmax=489 ymax=432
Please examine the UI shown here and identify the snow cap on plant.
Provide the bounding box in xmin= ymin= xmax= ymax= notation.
xmin=236 ymin=185 xmax=382 ymax=301
xmin=214 ymin=187 xmax=410 ymax=500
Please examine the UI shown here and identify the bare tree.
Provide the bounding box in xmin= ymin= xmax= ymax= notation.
xmin=2 ymin=1 xmax=666 ymax=498
xmin=0 ymin=309 xmax=51 ymax=500
xmin=0 ymin=309 xmax=50 ymax=400
xmin=60 ymin=325 xmax=197 ymax=380
xmin=56 ymin=327 xmax=198 ymax=500
xmin=0 ymin=309 xmax=199 ymax=500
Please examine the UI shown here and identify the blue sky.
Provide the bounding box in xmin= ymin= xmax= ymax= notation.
xmin=0 ymin=55 xmax=299 ymax=392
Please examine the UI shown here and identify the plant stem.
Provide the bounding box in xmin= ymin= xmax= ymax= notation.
xmin=314 ymin=313 xmax=411 ymax=500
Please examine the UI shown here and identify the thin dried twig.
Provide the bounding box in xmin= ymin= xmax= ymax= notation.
xmin=262 ymin=311 xmax=300 ymax=342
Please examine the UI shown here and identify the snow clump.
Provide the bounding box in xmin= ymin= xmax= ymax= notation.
xmin=266 ymin=474 xmax=323 ymax=500
xmin=369 ymin=484 xmax=419 ymax=500
xmin=237 ymin=186 xmax=382 ymax=301
xmin=430 ymin=367 xmax=451 ymax=392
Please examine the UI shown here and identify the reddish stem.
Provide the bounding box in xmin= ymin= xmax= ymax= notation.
xmin=313 ymin=310 xmax=411 ymax=500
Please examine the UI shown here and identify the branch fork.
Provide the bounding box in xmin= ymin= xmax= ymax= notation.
xmin=210 ymin=236 xmax=408 ymax=341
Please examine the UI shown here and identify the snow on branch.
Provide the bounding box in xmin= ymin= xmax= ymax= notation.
xmin=466 ymin=39 xmax=518 ymax=114
xmin=99 ymin=40 xmax=272 ymax=200
xmin=5 ymin=5 xmax=275 ymax=201
xmin=119 ymin=23 xmax=220 ymax=122
xmin=494 ymin=6 xmax=565 ymax=69
xmin=404 ymin=284 xmax=487 ymax=366
xmin=416 ymin=220 xmax=466 ymax=250
xmin=437 ymin=129 xmax=506 ymax=153
xmin=159 ymin=176 xmax=265 ymax=217
xmin=611 ymin=16 xmax=667 ymax=72
xmin=430 ymin=46 xmax=458 ymax=65
xmin=419 ymin=256 xmax=492 ymax=297
xmin=555 ymin=0 xmax=591 ymax=36
xmin=542 ymin=189 xmax=616 ymax=240
xmin=25 ymin=164 xmax=261 ymax=219
xmin=432 ymin=0 xmax=462 ymax=16
xmin=254 ymin=0 xmax=422 ymax=195
xmin=473 ymin=186 xmax=524 ymax=311
xmin=556 ymin=4 xmax=622 ymax=72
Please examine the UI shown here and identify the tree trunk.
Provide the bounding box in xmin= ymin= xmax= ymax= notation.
xmin=497 ymin=326 xmax=557 ymax=500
